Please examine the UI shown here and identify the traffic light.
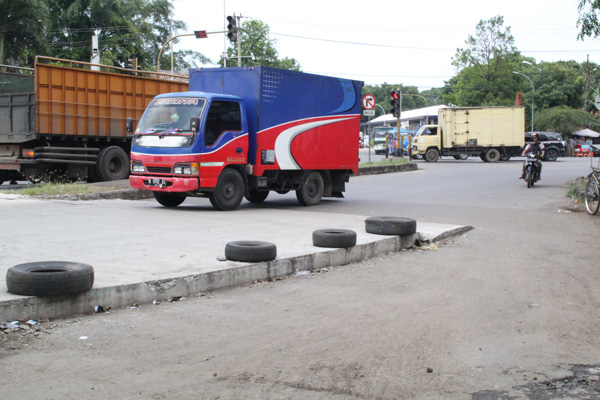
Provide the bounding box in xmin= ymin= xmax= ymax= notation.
xmin=390 ymin=90 xmax=400 ymax=118
xmin=226 ymin=15 xmax=237 ymax=43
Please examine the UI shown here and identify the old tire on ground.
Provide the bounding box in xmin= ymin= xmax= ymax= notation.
xmin=6 ymin=261 xmax=94 ymax=296
xmin=154 ymin=192 xmax=186 ymax=207
xmin=424 ymin=149 xmax=439 ymax=162
xmin=245 ymin=188 xmax=269 ymax=203
xmin=544 ymin=148 xmax=558 ymax=161
xmin=210 ymin=168 xmax=245 ymax=211
xmin=96 ymin=146 xmax=130 ymax=181
xmin=312 ymin=229 xmax=357 ymax=248
xmin=225 ymin=241 xmax=277 ymax=262
xmin=296 ymin=171 xmax=324 ymax=206
xmin=365 ymin=216 xmax=417 ymax=236
xmin=484 ymin=148 xmax=501 ymax=163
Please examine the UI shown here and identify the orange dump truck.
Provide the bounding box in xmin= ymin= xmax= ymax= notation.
xmin=0 ymin=56 xmax=188 ymax=184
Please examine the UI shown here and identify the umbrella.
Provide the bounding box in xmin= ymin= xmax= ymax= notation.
xmin=571 ymin=128 xmax=600 ymax=138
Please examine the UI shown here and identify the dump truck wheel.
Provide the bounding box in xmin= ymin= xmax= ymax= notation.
xmin=225 ymin=241 xmax=277 ymax=262
xmin=312 ymin=229 xmax=357 ymax=248
xmin=210 ymin=169 xmax=245 ymax=211
xmin=424 ymin=149 xmax=439 ymax=162
xmin=296 ymin=171 xmax=324 ymax=206
xmin=484 ymin=148 xmax=500 ymax=163
xmin=365 ymin=216 xmax=417 ymax=236
xmin=245 ymin=188 xmax=269 ymax=203
xmin=6 ymin=261 xmax=94 ymax=296
xmin=96 ymin=146 xmax=129 ymax=181
xmin=154 ymin=192 xmax=186 ymax=207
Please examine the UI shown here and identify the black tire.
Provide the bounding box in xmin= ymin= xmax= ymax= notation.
xmin=210 ymin=169 xmax=245 ymax=211
xmin=544 ymin=148 xmax=558 ymax=162
xmin=499 ymin=153 xmax=511 ymax=161
xmin=245 ymin=188 xmax=269 ymax=203
xmin=453 ymin=154 xmax=468 ymax=160
xmin=312 ymin=229 xmax=357 ymax=248
xmin=365 ymin=216 xmax=417 ymax=236
xmin=225 ymin=241 xmax=277 ymax=262
xmin=526 ymin=169 xmax=534 ymax=188
xmin=585 ymin=178 xmax=600 ymax=215
xmin=424 ymin=149 xmax=439 ymax=162
xmin=484 ymin=148 xmax=500 ymax=163
xmin=296 ymin=171 xmax=324 ymax=206
xmin=96 ymin=146 xmax=129 ymax=181
xmin=154 ymin=192 xmax=186 ymax=207
xmin=479 ymin=154 xmax=486 ymax=161
xmin=6 ymin=261 xmax=94 ymax=296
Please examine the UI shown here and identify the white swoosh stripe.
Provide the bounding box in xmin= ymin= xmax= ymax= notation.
xmin=274 ymin=117 xmax=352 ymax=170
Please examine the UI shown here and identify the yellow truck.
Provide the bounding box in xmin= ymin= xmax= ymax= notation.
xmin=412 ymin=106 xmax=525 ymax=162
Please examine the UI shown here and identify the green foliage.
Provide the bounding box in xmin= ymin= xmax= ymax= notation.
xmin=1 ymin=0 xmax=209 ymax=70
xmin=221 ymin=19 xmax=300 ymax=70
xmin=0 ymin=0 xmax=50 ymax=65
xmin=444 ymin=16 xmax=522 ymax=107
xmin=534 ymin=106 xmax=600 ymax=135
xmin=577 ymin=0 xmax=600 ymax=39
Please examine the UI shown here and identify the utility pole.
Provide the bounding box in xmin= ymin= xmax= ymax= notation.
xmin=585 ymin=54 xmax=590 ymax=111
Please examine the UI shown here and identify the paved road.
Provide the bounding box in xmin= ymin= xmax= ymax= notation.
xmin=1 ymin=156 xmax=600 ymax=399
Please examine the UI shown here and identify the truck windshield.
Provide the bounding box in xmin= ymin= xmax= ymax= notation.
xmin=134 ymin=97 xmax=206 ymax=148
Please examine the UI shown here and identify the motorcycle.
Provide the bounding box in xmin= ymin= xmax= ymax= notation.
xmin=524 ymin=152 xmax=540 ymax=188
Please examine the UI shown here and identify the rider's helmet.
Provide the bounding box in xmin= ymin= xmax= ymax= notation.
xmin=531 ymin=132 xmax=539 ymax=139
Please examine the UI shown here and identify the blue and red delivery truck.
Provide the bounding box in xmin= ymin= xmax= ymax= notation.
xmin=128 ymin=67 xmax=364 ymax=210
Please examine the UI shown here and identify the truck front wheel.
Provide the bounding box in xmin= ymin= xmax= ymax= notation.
xmin=210 ymin=168 xmax=245 ymax=211
xmin=424 ymin=149 xmax=439 ymax=162
xmin=154 ymin=192 xmax=186 ymax=207
xmin=296 ymin=171 xmax=324 ymax=206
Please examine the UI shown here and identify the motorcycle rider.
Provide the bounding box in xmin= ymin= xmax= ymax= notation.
xmin=519 ymin=132 xmax=545 ymax=180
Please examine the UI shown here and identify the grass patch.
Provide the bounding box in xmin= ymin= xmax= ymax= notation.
xmin=5 ymin=182 xmax=113 ymax=197
xmin=567 ymin=176 xmax=587 ymax=203
xmin=359 ymin=157 xmax=411 ymax=167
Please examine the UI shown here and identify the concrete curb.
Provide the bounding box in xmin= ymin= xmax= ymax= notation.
xmin=1 ymin=233 xmax=417 ymax=322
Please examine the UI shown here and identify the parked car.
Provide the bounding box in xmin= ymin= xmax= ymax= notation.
xmin=524 ymin=131 xmax=566 ymax=161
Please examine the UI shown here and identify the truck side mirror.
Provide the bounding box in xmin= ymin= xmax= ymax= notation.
xmin=190 ymin=117 xmax=200 ymax=133
xmin=126 ymin=117 xmax=133 ymax=135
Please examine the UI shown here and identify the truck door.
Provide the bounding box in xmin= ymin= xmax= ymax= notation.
xmin=200 ymin=100 xmax=248 ymax=188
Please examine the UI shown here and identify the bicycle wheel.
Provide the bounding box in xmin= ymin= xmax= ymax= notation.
xmin=585 ymin=178 xmax=600 ymax=215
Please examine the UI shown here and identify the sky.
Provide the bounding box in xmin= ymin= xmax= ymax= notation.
xmin=171 ymin=0 xmax=599 ymax=91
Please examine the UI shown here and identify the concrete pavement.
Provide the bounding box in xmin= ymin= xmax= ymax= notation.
xmin=0 ymin=168 xmax=471 ymax=323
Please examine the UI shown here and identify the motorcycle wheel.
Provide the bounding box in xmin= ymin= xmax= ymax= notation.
xmin=526 ymin=169 xmax=534 ymax=188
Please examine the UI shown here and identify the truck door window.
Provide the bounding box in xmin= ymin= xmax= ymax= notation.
xmin=205 ymin=101 xmax=242 ymax=147
xmin=422 ymin=127 xmax=437 ymax=136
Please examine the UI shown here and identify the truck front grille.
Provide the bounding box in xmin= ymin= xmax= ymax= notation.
xmin=146 ymin=166 xmax=172 ymax=174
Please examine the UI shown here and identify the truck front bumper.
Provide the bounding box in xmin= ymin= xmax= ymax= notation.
xmin=129 ymin=175 xmax=200 ymax=192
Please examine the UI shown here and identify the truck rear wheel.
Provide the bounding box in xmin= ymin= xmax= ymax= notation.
xmin=484 ymin=148 xmax=500 ymax=163
xmin=210 ymin=168 xmax=245 ymax=211
xmin=424 ymin=149 xmax=439 ymax=162
xmin=296 ymin=171 xmax=324 ymax=206
xmin=154 ymin=192 xmax=186 ymax=207
xmin=96 ymin=146 xmax=129 ymax=181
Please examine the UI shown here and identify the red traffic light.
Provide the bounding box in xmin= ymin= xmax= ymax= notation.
xmin=390 ymin=90 xmax=399 ymax=100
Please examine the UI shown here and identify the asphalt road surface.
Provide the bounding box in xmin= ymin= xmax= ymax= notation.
xmin=2 ymin=156 xmax=600 ymax=399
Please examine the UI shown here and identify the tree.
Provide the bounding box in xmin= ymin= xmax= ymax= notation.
xmin=534 ymin=105 xmax=600 ymax=135
xmin=0 ymin=0 xmax=49 ymax=65
xmin=577 ymin=0 xmax=600 ymax=39
xmin=444 ymin=16 xmax=522 ymax=106
xmin=220 ymin=19 xmax=300 ymax=70
xmin=46 ymin=0 xmax=209 ymax=70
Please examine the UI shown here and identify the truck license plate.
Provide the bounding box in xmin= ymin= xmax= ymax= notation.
xmin=148 ymin=178 xmax=167 ymax=187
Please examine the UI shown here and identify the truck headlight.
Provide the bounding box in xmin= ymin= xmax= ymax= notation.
xmin=173 ymin=162 xmax=199 ymax=175
xmin=131 ymin=162 xmax=145 ymax=173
